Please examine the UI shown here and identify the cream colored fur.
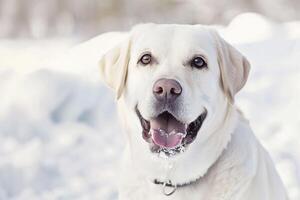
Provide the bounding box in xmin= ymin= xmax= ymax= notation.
xmin=98 ymin=24 xmax=287 ymax=200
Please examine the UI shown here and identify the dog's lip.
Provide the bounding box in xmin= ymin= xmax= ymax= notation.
xmin=135 ymin=107 xmax=152 ymax=141
xmin=135 ymin=106 xmax=207 ymax=152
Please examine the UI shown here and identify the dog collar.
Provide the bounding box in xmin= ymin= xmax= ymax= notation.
xmin=151 ymin=146 xmax=217 ymax=196
xmin=152 ymin=154 xmax=222 ymax=196
xmin=153 ymin=178 xmax=200 ymax=196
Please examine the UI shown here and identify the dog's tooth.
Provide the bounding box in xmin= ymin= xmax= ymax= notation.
xmin=169 ymin=130 xmax=176 ymax=135
xmin=159 ymin=129 xmax=167 ymax=136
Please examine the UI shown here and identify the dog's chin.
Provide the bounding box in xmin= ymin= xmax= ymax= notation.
xmin=135 ymin=106 xmax=207 ymax=157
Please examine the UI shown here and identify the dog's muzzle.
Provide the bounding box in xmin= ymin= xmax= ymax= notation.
xmin=135 ymin=78 xmax=207 ymax=156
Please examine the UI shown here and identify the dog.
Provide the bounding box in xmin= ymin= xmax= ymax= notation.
xmin=98 ymin=24 xmax=288 ymax=200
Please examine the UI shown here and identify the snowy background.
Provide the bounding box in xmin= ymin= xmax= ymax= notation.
xmin=0 ymin=1 xmax=299 ymax=199
xmin=0 ymin=0 xmax=300 ymax=38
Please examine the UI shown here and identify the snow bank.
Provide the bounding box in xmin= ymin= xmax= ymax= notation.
xmin=0 ymin=69 xmax=122 ymax=200
xmin=0 ymin=13 xmax=299 ymax=199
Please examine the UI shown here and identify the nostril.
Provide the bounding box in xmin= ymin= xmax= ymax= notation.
xmin=170 ymin=87 xmax=181 ymax=95
xmin=154 ymin=86 xmax=164 ymax=94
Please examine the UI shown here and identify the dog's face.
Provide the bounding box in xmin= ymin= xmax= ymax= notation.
xmin=127 ymin=25 xmax=222 ymax=156
xmin=99 ymin=24 xmax=250 ymax=159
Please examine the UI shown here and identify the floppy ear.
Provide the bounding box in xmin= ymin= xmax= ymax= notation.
xmin=212 ymin=31 xmax=250 ymax=102
xmin=99 ymin=36 xmax=131 ymax=99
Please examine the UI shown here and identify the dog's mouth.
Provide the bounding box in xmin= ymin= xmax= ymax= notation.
xmin=136 ymin=107 xmax=207 ymax=156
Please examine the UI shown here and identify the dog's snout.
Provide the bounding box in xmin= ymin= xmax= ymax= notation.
xmin=153 ymin=78 xmax=182 ymax=102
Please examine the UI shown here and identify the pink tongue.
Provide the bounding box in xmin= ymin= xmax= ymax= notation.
xmin=152 ymin=129 xmax=184 ymax=148
xmin=150 ymin=113 xmax=186 ymax=149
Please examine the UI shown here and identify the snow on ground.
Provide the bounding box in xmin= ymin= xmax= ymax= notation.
xmin=0 ymin=13 xmax=299 ymax=199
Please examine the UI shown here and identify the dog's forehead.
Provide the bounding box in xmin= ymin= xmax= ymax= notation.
xmin=131 ymin=24 xmax=216 ymax=54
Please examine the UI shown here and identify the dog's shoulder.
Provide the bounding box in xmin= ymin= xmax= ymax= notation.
xmin=205 ymin=115 xmax=258 ymax=199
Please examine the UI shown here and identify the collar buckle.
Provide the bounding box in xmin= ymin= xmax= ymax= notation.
xmin=162 ymin=180 xmax=177 ymax=196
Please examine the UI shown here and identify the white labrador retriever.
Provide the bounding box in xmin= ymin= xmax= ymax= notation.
xmin=99 ymin=24 xmax=288 ymax=200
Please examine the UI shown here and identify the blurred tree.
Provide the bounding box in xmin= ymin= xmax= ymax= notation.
xmin=0 ymin=0 xmax=299 ymax=38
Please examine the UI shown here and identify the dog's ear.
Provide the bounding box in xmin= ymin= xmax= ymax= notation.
xmin=99 ymin=36 xmax=131 ymax=99
xmin=212 ymin=30 xmax=250 ymax=102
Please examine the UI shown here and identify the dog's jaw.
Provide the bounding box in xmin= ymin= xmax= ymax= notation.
xmin=121 ymin=98 xmax=239 ymax=186
xmin=135 ymin=106 xmax=208 ymax=156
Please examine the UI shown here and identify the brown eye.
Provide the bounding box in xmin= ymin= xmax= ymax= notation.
xmin=191 ymin=56 xmax=207 ymax=69
xmin=139 ymin=54 xmax=152 ymax=65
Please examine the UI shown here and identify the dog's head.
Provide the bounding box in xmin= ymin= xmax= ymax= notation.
xmin=99 ymin=24 xmax=250 ymax=181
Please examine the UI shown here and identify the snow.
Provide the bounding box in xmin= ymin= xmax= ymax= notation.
xmin=0 ymin=13 xmax=299 ymax=199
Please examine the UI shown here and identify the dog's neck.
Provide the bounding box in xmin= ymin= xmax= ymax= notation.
xmin=120 ymin=101 xmax=239 ymax=186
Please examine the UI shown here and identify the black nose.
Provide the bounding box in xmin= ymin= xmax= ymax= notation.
xmin=153 ymin=78 xmax=182 ymax=102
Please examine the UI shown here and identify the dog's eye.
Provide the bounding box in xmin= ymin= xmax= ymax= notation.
xmin=191 ymin=56 xmax=207 ymax=69
xmin=139 ymin=54 xmax=152 ymax=65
